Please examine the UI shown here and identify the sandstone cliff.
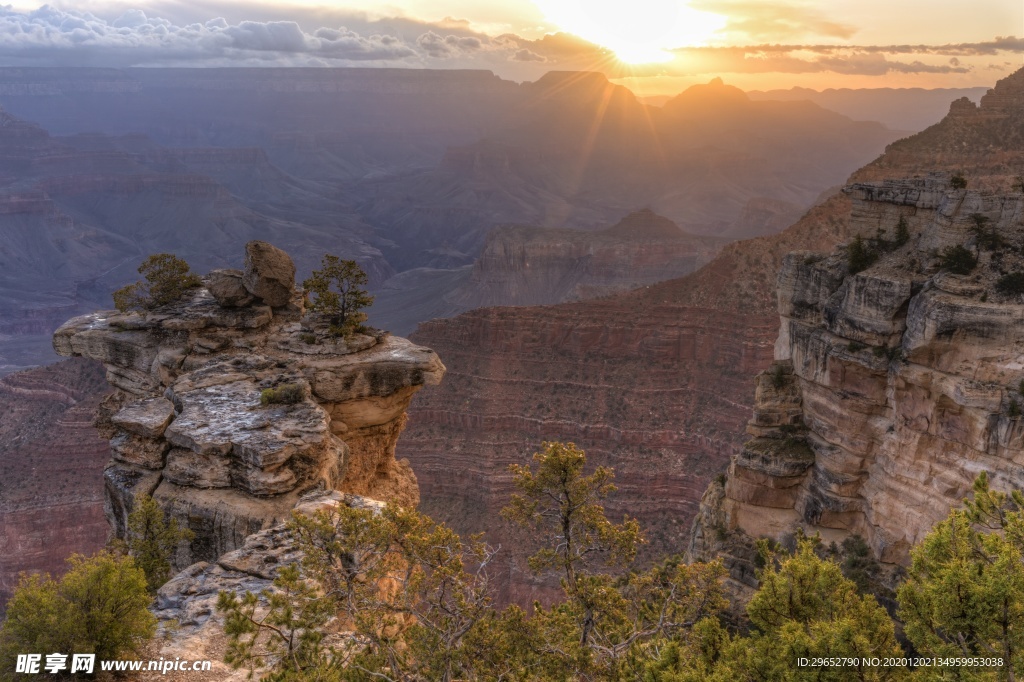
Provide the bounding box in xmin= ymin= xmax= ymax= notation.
xmin=687 ymin=67 xmax=1024 ymax=598
xmin=688 ymin=174 xmax=1024 ymax=590
xmin=52 ymin=241 xmax=444 ymax=569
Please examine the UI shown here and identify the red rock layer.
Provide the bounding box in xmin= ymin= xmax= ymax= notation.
xmin=0 ymin=358 xmax=110 ymax=610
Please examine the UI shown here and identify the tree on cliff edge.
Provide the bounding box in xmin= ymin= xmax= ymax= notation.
xmin=302 ymin=254 xmax=374 ymax=337
xmin=112 ymin=253 xmax=202 ymax=312
xmin=124 ymin=494 xmax=194 ymax=594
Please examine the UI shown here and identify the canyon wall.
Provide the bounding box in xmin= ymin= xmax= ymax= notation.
xmin=401 ymin=193 xmax=858 ymax=601
xmin=0 ymin=358 xmax=110 ymax=612
xmin=689 ymin=174 xmax=1024 ymax=586
xmin=448 ymin=210 xmax=726 ymax=308
xmin=404 ymin=68 xmax=1024 ymax=601
xmin=688 ymin=67 xmax=1024 ymax=597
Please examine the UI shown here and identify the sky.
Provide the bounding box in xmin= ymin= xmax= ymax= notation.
xmin=2 ymin=0 xmax=1022 ymax=94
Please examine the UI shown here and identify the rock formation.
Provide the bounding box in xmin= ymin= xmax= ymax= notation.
xmin=687 ymin=65 xmax=1024 ymax=597
xmin=688 ymin=172 xmax=1024 ymax=594
xmin=148 ymin=490 xmax=379 ymax=681
xmin=445 ymin=210 xmax=726 ymax=308
xmin=53 ymin=241 xmax=444 ymax=568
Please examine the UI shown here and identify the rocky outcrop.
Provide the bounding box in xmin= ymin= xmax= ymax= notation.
xmin=53 ymin=242 xmax=444 ymax=568
xmin=688 ymin=171 xmax=1024 ymax=594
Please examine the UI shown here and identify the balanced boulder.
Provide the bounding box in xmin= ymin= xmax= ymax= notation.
xmin=242 ymin=241 xmax=295 ymax=307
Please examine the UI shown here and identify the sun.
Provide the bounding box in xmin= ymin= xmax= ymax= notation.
xmin=533 ymin=0 xmax=726 ymax=64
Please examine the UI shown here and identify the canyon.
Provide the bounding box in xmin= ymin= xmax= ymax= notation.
xmin=2 ymin=68 xmax=1019 ymax=614
xmin=400 ymin=68 xmax=1024 ymax=600
xmin=372 ymin=209 xmax=729 ymax=335
xmin=0 ymin=69 xmax=905 ymax=370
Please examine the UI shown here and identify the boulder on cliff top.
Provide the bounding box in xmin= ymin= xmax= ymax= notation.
xmin=207 ymin=269 xmax=255 ymax=308
xmin=242 ymin=241 xmax=295 ymax=307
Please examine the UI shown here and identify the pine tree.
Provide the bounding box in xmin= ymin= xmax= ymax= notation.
xmin=302 ymin=255 xmax=374 ymax=337
xmin=898 ymin=472 xmax=1024 ymax=680
xmin=125 ymin=494 xmax=194 ymax=593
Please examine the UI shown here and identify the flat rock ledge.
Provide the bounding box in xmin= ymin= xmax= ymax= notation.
xmin=53 ymin=242 xmax=444 ymax=568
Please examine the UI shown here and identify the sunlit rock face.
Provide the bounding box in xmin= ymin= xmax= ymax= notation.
xmin=53 ymin=241 xmax=444 ymax=568
xmin=689 ymin=173 xmax=1024 ymax=598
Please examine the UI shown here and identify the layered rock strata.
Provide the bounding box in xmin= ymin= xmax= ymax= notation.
xmin=53 ymin=241 xmax=444 ymax=567
xmin=689 ymin=172 xmax=1024 ymax=593
xmin=0 ymin=358 xmax=110 ymax=612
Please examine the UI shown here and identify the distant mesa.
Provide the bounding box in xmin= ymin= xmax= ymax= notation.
xmin=602 ymin=209 xmax=691 ymax=239
xmin=665 ymin=76 xmax=750 ymax=110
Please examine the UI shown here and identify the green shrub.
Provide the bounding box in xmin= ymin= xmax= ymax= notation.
xmin=769 ymin=363 xmax=787 ymax=389
xmin=846 ymin=341 xmax=866 ymax=352
xmin=939 ymin=245 xmax=977 ymax=274
xmin=894 ymin=216 xmax=910 ymax=246
xmin=969 ymin=213 xmax=1005 ymax=250
xmin=125 ymin=494 xmax=194 ymax=594
xmin=260 ymin=383 xmax=305 ymax=406
xmin=846 ymin=235 xmax=878 ymax=274
xmin=0 ymin=552 xmax=155 ymax=668
xmin=299 ymin=332 xmax=318 ymax=345
xmin=113 ymin=254 xmax=201 ymax=312
xmin=997 ymin=272 xmax=1024 ymax=296
xmin=873 ymin=345 xmax=904 ymax=362
xmin=1010 ymin=399 xmax=1022 ymax=418
xmin=950 ymin=173 xmax=967 ymax=189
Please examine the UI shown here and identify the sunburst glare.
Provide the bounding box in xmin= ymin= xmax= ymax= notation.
xmin=533 ymin=0 xmax=726 ymax=64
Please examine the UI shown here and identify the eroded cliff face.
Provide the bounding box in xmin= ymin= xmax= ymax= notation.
xmin=52 ymin=241 xmax=444 ymax=568
xmin=688 ymin=173 xmax=1024 ymax=596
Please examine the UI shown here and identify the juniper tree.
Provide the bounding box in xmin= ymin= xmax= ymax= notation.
xmin=302 ymin=255 xmax=374 ymax=337
xmin=112 ymin=253 xmax=201 ymax=312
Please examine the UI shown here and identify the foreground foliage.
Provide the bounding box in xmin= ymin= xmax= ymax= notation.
xmin=0 ymin=552 xmax=156 ymax=679
xmin=210 ymin=442 xmax=1024 ymax=681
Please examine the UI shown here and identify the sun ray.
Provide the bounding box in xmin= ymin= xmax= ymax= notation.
xmin=532 ymin=0 xmax=726 ymax=64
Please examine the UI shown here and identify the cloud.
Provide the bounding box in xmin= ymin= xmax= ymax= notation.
xmin=0 ymin=5 xmax=418 ymax=66
xmin=513 ymin=48 xmax=546 ymax=62
xmin=692 ymin=0 xmax=857 ymax=41
xmin=670 ymin=46 xmax=975 ymax=76
xmin=0 ymin=4 xmax=1016 ymax=82
xmin=415 ymin=31 xmax=485 ymax=59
